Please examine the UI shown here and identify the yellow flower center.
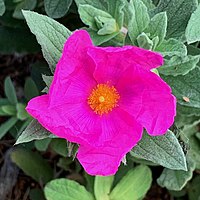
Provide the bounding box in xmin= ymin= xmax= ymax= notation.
xmin=88 ymin=83 xmax=120 ymax=115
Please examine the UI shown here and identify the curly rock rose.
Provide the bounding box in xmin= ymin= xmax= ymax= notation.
xmin=26 ymin=30 xmax=176 ymax=176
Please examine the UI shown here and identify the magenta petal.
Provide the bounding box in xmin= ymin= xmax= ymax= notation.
xmin=77 ymin=110 xmax=143 ymax=176
xmin=26 ymin=94 xmax=86 ymax=144
xmin=128 ymin=46 xmax=163 ymax=70
xmin=117 ymin=66 xmax=176 ymax=135
xmin=26 ymin=95 xmax=101 ymax=145
xmin=26 ymin=30 xmax=176 ymax=176
xmin=49 ymin=30 xmax=95 ymax=106
xmin=26 ymin=95 xmax=89 ymax=145
xmin=50 ymin=67 xmax=96 ymax=107
xmin=87 ymin=45 xmax=163 ymax=84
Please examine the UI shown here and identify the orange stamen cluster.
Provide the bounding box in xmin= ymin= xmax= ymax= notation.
xmin=88 ymin=83 xmax=120 ymax=115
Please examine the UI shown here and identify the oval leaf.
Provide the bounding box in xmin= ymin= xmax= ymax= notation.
xmin=131 ymin=130 xmax=187 ymax=171
xmin=152 ymin=0 xmax=198 ymax=38
xmin=145 ymin=12 xmax=167 ymax=46
xmin=158 ymin=55 xmax=200 ymax=76
xmin=44 ymin=0 xmax=73 ymax=19
xmin=0 ymin=117 xmax=18 ymax=139
xmin=128 ymin=0 xmax=150 ymax=44
xmin=186 ymin=4 xmax=200 ymax=44
xmin=13 ymin=0 xmax=37 ymax=19
xmin=94 ymin=176 xmax=114 ymax=200
xmin=11 ymin=148 xmax=53 ymax=183
xmin=162 ymin=67 xmax=200 ymax=109
xmin=22 ymin=10 xmax=71 ymax=72
xmin=4 ymin=77 xmax=17 ymax=105
xmin=0 ymin=0 xmax=5 ymax=16
xmin=155 ymin=38 xmax=187 ymax=57
xmin=44 ymin=178 xmax=95 ymax=200
xmin=157 ymin=157 xmax=195 ymax=191
xmin=15 ymin=119 xmax=56 ymax=145
xmin=110 ymin=165 xmax=152 ymax=200
xmin=24 ymin=77 xmax=39 ymax=101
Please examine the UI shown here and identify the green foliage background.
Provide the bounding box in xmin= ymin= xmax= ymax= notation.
xmin=1 ymin=0 xmax=200 ymax=199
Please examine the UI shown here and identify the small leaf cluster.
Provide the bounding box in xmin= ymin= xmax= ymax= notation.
xmin=0 ymin=76 xmax=37 ymax=140
xmin=44 ymin=165 xmax=152 ymax=200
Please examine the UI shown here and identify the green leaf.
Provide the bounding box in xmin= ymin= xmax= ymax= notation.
xmin=187 ymin=45 xmax=200 ymax=66
xmin=131 ymin=130 xmax=187 ymax=171
xmin=188 ymin=176 xmax=200 ymax=200
xmin=196 ymin=132 xmax=200 ymax=141
xmin=141 ymin=0 xmax=155 ymax=10
xmin=106 ymin=0 xmax=125 ymax=28
xmin=137 ymin=32 xmax=153 ymax=50
xmin=13 ymin=0 xmax=37 ymax=19
xmin=162 ymin=67 xmax=200 ymax=108
xmin=177 ymin=104 xmax=200 ymax=117
xmin=157 ymin=157 xmax=195 ymax=191
xmin=155 ymin=38 xmax=187 ymax=57
xmin=50 ymin=138 xmax=68 ymax=157
xmin=110 ymin=165 xmax=152 ymax=200
xmin=158 ymin=55 xmax=200 ymax=76
xmin=4 ymin=76 xmax=17 ymax=105
xmin=87 ymin=28 xmax=119 ymax=45
xmin=175 ymin=106 xmax=200 ymax=129
xmin=94 ymin=176 xmax=114 ymax=200
xmin=131 ymin=156 xmax=158 ymax=166
xmin=169 ymin=189 xmax=187 ymax=198
xmin=0 ymin=117 xmax=18 ymax=139
xmin=188 ymin=44 xmax=200 ymax=56
xmin=11 ymin=148 xmax=53 ymax=183
xmin=152 ymin=0 xmax=198 ymax=39
xmin=188 ymin=137 xmax=200 ymax=169
xmin=44 ymin=178 xmax=95 ymax=200
xmin=75 ymin=0 xmax=106 ymax=11
xmin=128 ymin=0 xmax=150 ymax=45
xmin=0 ymin=26 xmax=40 ymax=54
xmin=0 ymin=98 xmax=10 ymax=106
xmin=42 ymin=75 xmax=53 ymax=88
xmin=0 ymin=107 xmax=9 ymax=116
xmin=145 ymin=12 xmax=167 ymax=46
xmin=35 ymin=138 xmax=52 ymax=151
xmin=31 ymin=61 xmax=51 ymax=91
xmin=112 ymin=162 xmax=135 ymax=188
xmin=181 ymin=120 xmax=200 ymax=169
xmin=78 ymin=5 xmax=118 ymax=34
xmin=44 ymin=0 xmax=73 ymax=19
xmin=24 ymin=77 xmax=39 ymax=101
xmin=22 ymin=10 xmax=71 ymax=72
xmin=1 ymin=105 xmax=16 ymax=115
xmin=0 ymin=0 xmax=5 ymax=16
xmin=182 ymin=119 xmax=200 ymax=138
xmin=76 ymin=0 xmax=125 ymax=28
xmin=15 ymin=119 xmax=56 ymax=145
xmin=57 ymin=158 xmax=73 ymax=171
xmin=16 ymin=103 xmax=29 ymax=120
xmin=186 ymin=4 xmax=200 ymax=44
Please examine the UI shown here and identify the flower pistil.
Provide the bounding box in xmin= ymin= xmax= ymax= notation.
xmin=88 ymin=83 xmax=120 ymax=115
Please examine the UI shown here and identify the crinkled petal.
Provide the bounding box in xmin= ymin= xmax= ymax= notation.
xmin=26 ymin=67 xmax=99 ymax=145
xmin=26 ymin=95 xmax=141 ymax=149
xmin=26 ymin=95 xmax=87 ymax=144
xmin=116 ymin=66 xmax=176 ymax=135
xmin=50 ymin=67 xmax=97 ymax=107
xmin=87 ymin=45 xmax=163 ymax=84
xmin=77 ymin=109 xmax=143 ymax=176
xmin=49 ymin=30 xmax=95 ymax=106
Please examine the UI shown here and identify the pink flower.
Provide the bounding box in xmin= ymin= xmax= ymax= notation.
xmin=26 ymin=30 xmax=176 ymax=176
